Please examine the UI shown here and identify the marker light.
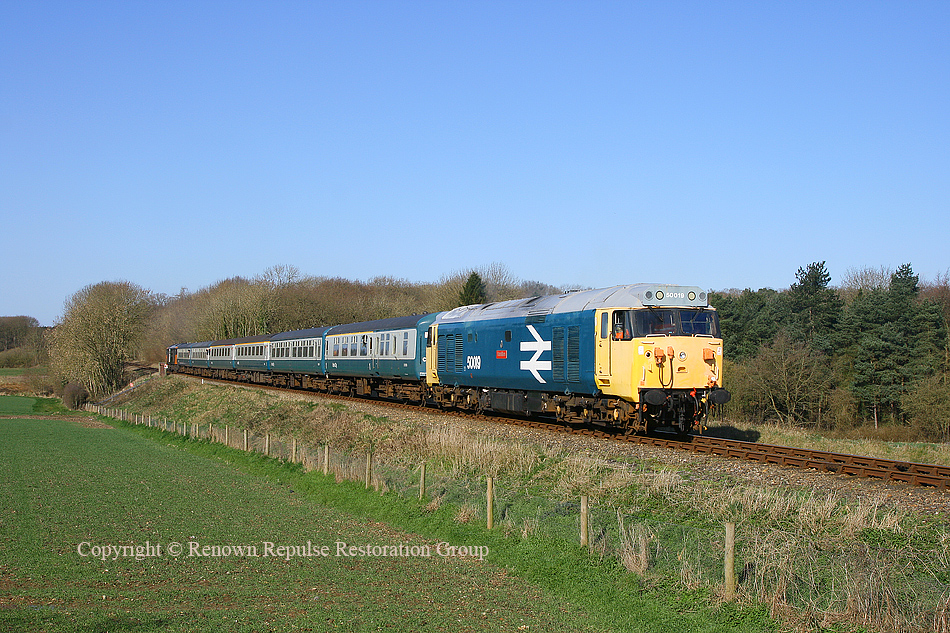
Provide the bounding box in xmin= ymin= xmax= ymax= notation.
xmin=655 ymin=290 xmax=664 ymax=300
xmin=688 ymin=291 xmax=696 ymax=301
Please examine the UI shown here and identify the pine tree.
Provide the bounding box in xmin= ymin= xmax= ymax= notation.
xmin=785 ymin=261 xmax=842 ymax=352
xmin=458 ymin=272 xmax=487 ymax=307
xmin=841 ymin=264 xmax=947 ymax=426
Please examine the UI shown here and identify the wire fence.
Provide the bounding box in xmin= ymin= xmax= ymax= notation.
xmin=89 ymin=404 xmax=950 ymax=633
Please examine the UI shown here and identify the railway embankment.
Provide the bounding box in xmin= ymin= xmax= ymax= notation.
xmin=104 ymin=374 xmax=950 ymax=633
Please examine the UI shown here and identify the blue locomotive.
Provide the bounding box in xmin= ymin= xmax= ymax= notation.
xmin=167 ymin=284 xmax=730 ymax=434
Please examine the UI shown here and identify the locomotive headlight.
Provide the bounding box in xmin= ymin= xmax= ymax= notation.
xmin=688 ymin=291 xmax=696 ymax=301
xmin=655 ymin=290 xmax=664 ymax=300
xmin=678 ymin=351 xmax=687 ymax=361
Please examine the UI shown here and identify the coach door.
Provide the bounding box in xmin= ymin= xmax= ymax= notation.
xmin=373 ymin=333 xmax=383 ymax=374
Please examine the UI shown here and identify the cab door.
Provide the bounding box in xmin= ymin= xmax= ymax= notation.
xmin=425 ymin=325 xmax=439 ymax=385
xmin=595 ymin=311 xmax=611 ymax=388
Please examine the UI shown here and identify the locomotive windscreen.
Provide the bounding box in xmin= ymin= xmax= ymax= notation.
xmin=630 ymin=308 xmax=720 ymax=338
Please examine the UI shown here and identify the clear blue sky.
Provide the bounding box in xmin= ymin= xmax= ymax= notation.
xmin=3 ymin=1 xmax=948 ymax=326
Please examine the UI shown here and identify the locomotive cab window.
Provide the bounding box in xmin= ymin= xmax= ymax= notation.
xmin=679 ymin=309 xmax=719 ymax=337
xmin=612 ymin=311 xmax=632 ymax=340
xmin=635 ymin=309 xmax=677 ymax=336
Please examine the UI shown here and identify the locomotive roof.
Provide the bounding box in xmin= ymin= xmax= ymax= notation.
xmin=435 ymin=284 xmax=710 ymax=324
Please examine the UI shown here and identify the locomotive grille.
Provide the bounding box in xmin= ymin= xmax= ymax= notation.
xmin=552 ymin=326 xmax=581 ymax=383
xmin=437 ymin=333 xmax=465 ymax=374
xmin=437 ymin=334 xmax=447 ymax=373
xmin=567 ymin=326 xmax=580 ymax=382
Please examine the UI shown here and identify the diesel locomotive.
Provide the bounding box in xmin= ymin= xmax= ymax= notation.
xmin=168 ymin=284 xmax=730 ymax=434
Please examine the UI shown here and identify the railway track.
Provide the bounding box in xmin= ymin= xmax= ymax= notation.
xmin=456 ymin=411 xmax=950 ymax=490
xmin=172 ymin=373 xmax=950 ymax=491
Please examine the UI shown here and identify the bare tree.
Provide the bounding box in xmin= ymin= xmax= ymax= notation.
xmin=839 ymin=266 xmax=892 ymax=304
xmin=480 ymin=262 xmax=520 ymax=301
xmin=258 ymin=264 xmax=301 ymax=289
xmin=48 ymin=281 xmax=153 ymax=398
xmin=196 ymin=277 xmax=273 ymax=340
xmin=746 ymin=333 xmax=832 ymax=427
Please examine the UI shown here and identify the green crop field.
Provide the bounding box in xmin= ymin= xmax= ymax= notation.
xmin=0 ymin=394 xmax=778 ymax=632
xmin=0 ymin=421 xmax=596 ymax=631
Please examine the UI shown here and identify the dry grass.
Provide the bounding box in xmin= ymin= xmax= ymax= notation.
xmin=617 ymin=514 xmax=653 ymax=575
xmin=710 ymin=419 xmax=950 ymax=467
xmin=520 ymin=516 xmax=540 ymax=539
xmin=935 ymin=594 xmax=950 ymax=633
xmin=424 ymin=492 xmax=444 ymax=513
xmin=423 ymin=425 xmax=540 ymax=479
xmin=453 ymin=502 xmax=479 ymax=524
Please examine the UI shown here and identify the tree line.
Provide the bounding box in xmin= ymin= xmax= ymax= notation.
xmin=711 ymin=262 xmax=950 ymax=439
xmin=45 ymin=264 xmax=561 ymax=399
xmin=21 ymin=261 xmax=950 ymax=438
xmin=0 ymin=316 xmax=47 ymax=368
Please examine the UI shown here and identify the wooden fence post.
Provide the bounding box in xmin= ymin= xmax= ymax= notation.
xmin=724 ymin=522 xmax=736 ymax=601
xmin=486 ymin=477 xmax=494 ymax=530
xmin=291 ymin=438 xmax=297 ymax=463
xmin=580 ymin=496 xmax=589 ymax=547
xmin=225 ymin=425 xmax=230 ymax=448
xmin=419 ymin=462 xmax=427 ymax=500
xmin=364 ymin=452 xmax=373 ymax=489
xmin=323 ymin=444 xmax=330 ymax=476
xmin=265 ymin=433 xmax=270 ymax=457
xmin=243 ymin=429 xmax=248 ymax=452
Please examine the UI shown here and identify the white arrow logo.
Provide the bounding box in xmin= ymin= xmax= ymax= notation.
xmin=520 ymin=325 xmax=551 ymax=383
